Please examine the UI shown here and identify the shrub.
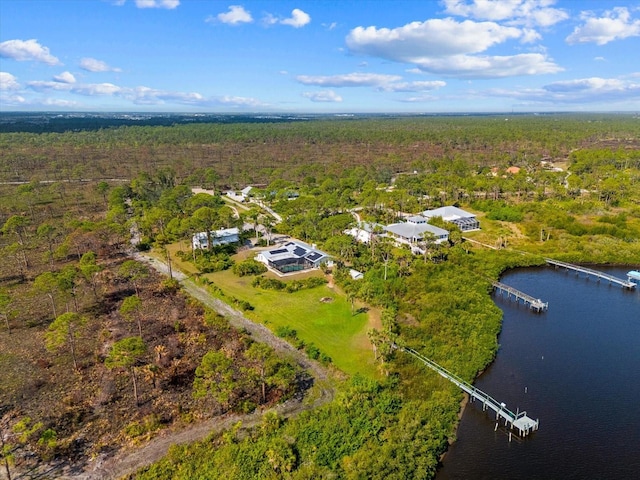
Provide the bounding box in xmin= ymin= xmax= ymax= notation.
xmin=253 ymin=275 xmax=327 ymax=292
xmin=275 ymin=325 xmax=297 ymax=339
xmin=252 ymin=276 xmax=285 ymax=290
xmin=233 ymin=259 xmax=268 ymax=277
xmin=305 ymin=343 xmax=320 ymax=360
xmin=194 ymin=252 xmax=234 ymax=273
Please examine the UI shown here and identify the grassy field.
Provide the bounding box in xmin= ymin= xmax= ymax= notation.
xmin=160 ymin=244 xmax=380 ymax=378
xmin=204 ymin=267 xmax=379 ymax=378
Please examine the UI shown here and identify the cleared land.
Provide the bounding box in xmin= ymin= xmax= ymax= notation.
xmin=203 ymin=266 xmax=379 ymax=378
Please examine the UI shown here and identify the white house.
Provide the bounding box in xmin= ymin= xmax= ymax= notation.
xmin=422 ymin=206 xmax=480 ymax=232
xmin=240 ymin=186 xmax=253 ymax=198
xmin=344 ymin=221 xmax=380 ymax=244
xmin=192 ymin=227 xmax=240 ymax=250
xmin=226 ymin=186 xmax=253 ymax=203
xmin=384 ymin=215 xmax=449 ymax=246
xmin=349 ymin=269 xmax=364 ymax=280
xmin=256 ymin=240 xmax=330 ymax=274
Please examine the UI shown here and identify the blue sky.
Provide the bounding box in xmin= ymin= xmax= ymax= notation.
xmin=1 ymin=0 xmax=639 ymax=113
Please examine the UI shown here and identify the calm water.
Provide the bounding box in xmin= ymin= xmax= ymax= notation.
xmin=437 ymin=266 xmax=640 ymax=480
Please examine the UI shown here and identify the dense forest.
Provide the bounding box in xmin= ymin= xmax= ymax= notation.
xmin=1 ymin=114 xmax=639 ymax=479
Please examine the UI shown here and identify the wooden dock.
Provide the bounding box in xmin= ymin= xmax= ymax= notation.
xmin=401 ymin=346 xmax=539 ymax=438
xmin=492 ymin=281 xmax=548 ymax=312
xmin=545 ymin=259 xmax=636 ymax=289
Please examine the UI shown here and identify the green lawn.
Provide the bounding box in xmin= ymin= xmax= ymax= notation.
xmin=204 ymin=268 xmax=378 ymax=378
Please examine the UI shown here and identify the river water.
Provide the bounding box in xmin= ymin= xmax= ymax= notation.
xmin=436 ymin=265 xmax=640 ymax=480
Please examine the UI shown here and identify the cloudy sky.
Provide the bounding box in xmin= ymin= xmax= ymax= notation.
xmin=1 ymin=0 xmax=639 ymax=112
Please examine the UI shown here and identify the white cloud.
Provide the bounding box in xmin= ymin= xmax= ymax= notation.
xmin=123 ymin=86 xmax=206 ymax=105
xmin=27 ymin=80 xmax=73 ymax=92
xmin=42 ymin=98 xmax=80 ymax=107
xmin=415 ymin=53 xmax=562 ymax=78
xmin=544 ymin=77 xmax=628 ymax=93
xmin=0 ymin=72 xmax=20 ymax=90
xmin=442 ymin=0 xmax=568 ymax=27
xmin=302 ymin=90 xmax=343 ymax=102
xmin=133 ymin=0 xmax=179 ymax=9
xmin=73 ymin=83 xmax=123 ymax=96
xmin=486 ymin=75 xmax=640 ymax=105
xmin=212 ymin=5 xmax=253 ymax=25
xmin=214 ymin=95 xmax=266 ymax=107
xmin=0 ymin=93 xmax=26 ymax=105
xmin=296 ymin=72 xmax=402 ymax=87
xmin=80 ymin=57 xmax=121 ymax=73
xmin=0 ymin=39 xmax=61 ymax=65
xmin=53 ymin=71 xmax=76 ymax=84
xmin=347 ymin=19 xmax=522 ymax=58
xmin=27 ymin=80 xmax=122 ymax=96
xmin=22 ymin=76 xmax=267 ymax=109
xmin=566 ymin=7 xmax=640 ymax=45
xmin=281 ymin=9 xmax=311 ymax=28
xmin=346 ymin=19 xmax=562 ymax=78
xmin=397 ymin=94 xmax=439 ymax=103
xmin=378 ymin=80 xmax=446 ymax=92
xmin=263 ymin=8 xmax=311 ymax=28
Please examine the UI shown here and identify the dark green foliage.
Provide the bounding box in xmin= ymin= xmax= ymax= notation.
xmin=193 ymin=251 xmax=234 ymax=273
xmin=274 ymin=325 xmax=297 ymax=339
xmin=304 ymin=343 xmax=328 ymax=363
xmin=251 ymin=275 xmax=327 ymax=292
xmin=232 ymin=259 xmax=267 ymax=277
xmin=135 ymin=376 xmax=452 ymax=480
xmin=229 ymin=297 xmax=254 ymax=311
xmin=472 ymin=200 xmax=524 ymax=222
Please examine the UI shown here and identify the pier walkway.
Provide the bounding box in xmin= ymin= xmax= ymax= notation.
xmin=401 ymin=346 xmax=539 ymax=438
xmin=492 ymin=281 xmax=548 ymax=312
xmin=545 ymin=259 xmax=636 ymax=289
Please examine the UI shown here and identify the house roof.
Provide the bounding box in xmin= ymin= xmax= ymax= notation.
xmin=422 ymin=206 xmax=476 ymax=221
xmin=346 ymin=221 xmax=380 ymax=234
xmin=385 ymin=222 xmax=448 ymax=240
xmin=193 ymin=227 xmax=239 ymax=240
xmin=406 ymin=215 xmax=427 ymax=224
xmin=260 ymin=240 xmax=329 ymax=264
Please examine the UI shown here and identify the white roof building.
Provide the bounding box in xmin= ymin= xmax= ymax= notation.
xmin=256 ymin=240 xmax=330 ymax=274
xmin=349 ymin=269 xmax=364 ymax=280
xmin=384 ymin=216 xmax=449 ymax=245
xmin=193 ymin=227 xmax=240 ymax=250
xmin=422 ymin=206 xmax=480 ymax=231
xmin=344 ymin=221 xmax=381 ymax=244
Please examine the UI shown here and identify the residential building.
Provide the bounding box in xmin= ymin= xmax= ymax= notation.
xmin=384 ymin=215 xmax=449 ymax=245
xmin=349 ymin=269 xmax=364 ymax=280
xmin=256 ymin=240 xmax=330 ymax=274
xmin=422 ymin=206 xmax=480 ymax=232
xmin=192 ymin=227 xmax=240 ymax=250
xmin=344 ymin=221 xmax=380 ymax=244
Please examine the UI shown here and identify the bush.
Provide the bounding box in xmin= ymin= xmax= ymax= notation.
xmin=233 ymin=259 xmax=268 ymax=277
xmin=230 ymin=296 xmax=254 ymax=311
xmin=192 ymin=251 xmax=234 ymax=273
xmin=252 ymin=276 xmax=285 ymax=290
xmin=275 ymin=325 xmax=305 ymax=349
xmin=305 ymin=343 xmax=320 ymax=360
xmin=275 ymin=325 xmax=298 ymax=339
xmin=253 ymin=275 xmax=327 ymax=292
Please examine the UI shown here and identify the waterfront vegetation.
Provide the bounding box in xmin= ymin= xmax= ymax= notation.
xmin=0 ymin=114 xmax=639 ymax=478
